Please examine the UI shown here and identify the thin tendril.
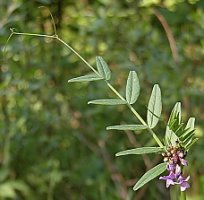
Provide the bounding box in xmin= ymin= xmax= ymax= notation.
xmin=1 ymin=29 xmax=15 ymax=64
xmin=38 ymin=6 xmax=57 ymax=36
xmin=2 ymin=29 xmax=15 ymax=53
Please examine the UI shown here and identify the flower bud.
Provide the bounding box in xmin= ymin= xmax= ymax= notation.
xmin=178 ymin=152 xmax=184 ymax=158
xmin=163 ymin=157 xmax=169 ymax=162
xmin=162 ymin=152 xmax=166 ymax=157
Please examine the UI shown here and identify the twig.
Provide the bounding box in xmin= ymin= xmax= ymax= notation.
xmin=154 ymin=9 xmax=179 ymax=64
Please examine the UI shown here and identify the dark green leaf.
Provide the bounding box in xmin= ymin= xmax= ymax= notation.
xmin=147 ymin=84 xmax=162 ymax=129
xmin=116 ymin=147 xmax=164 ymax=156
xmin=96 ymin=56 xmax=111 ymax=80
xmin=106 ymin=124 xmax=147 ymax=130
xmin=88 ymin=99 xmax=127 ymax=105
xmin=133 ymin=162 xmax=167 ymax=191
xmin=125 ymin=71 xmax=140 ymax=104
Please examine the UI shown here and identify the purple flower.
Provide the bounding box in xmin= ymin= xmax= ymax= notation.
xmin=180 ymin=158 xmax=188 ymax=166
xmin=161 ymin=145 xmax=190 ymax=191
xmin=174 ymin=164 xmax=181 ymax=177
xmin=167 ymin=163 xmax=175 ymax=171
xmin=160 ymin=164 xmax=190 ymax=191
xmin=178 ymin=151 xmax=188 ymax=166
xmin=159 ymin=171 xmax=176 ymax=188
xmin=167 ymin=164 xmax=181 ymax=176
xmin=178 ymin=175 xmax=190 ymax=191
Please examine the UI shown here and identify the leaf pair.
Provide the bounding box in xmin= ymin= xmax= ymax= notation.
xmin=116 ymin=147 xmax=165 ymax=191
xmin=68 ymin=56 xmax=111 ymax=83
xmin=88 ymin=70 xmax=140 ymax=106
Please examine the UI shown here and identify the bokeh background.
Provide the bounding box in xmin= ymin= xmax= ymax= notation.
xmin=1 ymin=0 xmax=204 ymax=199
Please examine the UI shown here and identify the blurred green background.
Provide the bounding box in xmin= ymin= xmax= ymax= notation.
xmin=1 ymin=0 xmax=204 ymax=199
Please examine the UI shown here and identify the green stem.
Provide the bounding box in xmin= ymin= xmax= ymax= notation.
xmin=180 ymin=192 xmax=186 ymax=200
xmin=106 ymin=82 xmax=163 ymax=147
xmin=9 ymin=31 xmax=164 ymax=148
xmin=170 ymin=186 xmax=179 ymax=200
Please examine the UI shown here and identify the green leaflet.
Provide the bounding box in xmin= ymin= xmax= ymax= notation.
xmin=165 ymin=103 xmax=198 ymax=150
xmin=133 ymin=162 xmax=167 ymax=191
xmin=165 ymin=102 xmax=181 ymax=146
xmin=181 ymin=117 xmax=195 ymax=139
xmin=168 ymin=102 xmax=181 ymax=126
xmin=96 ymin=56 xmax=111 ymax=80
xmin=116 ymin=147 xmax=164 ymax=157
xmin=165 ymin=126 xmax=178 ymax=146
xmin=68 ymin=73 xmax=103 ymax=82
xmin=147 ymin=84 xmax=162 ymax=129
xmin=186 ymin=117 xmax=195 ymax=130
xmin=88 ymin=99 xmax=127 ymax=105
xmin=125 ymin=71 xmax=140 ymax=104
xmin=185 ymin=138 xmax=199 ymax=150
xmin=106 ymin=124 xmax=147 ymax=131
xmin=179 ymin=117 xmax=196 ymax=149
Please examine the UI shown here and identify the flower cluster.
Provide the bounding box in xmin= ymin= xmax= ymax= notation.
xmin=160 ymin=145 xmax=190 ymax=191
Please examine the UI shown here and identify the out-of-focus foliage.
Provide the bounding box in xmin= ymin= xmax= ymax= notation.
xmin=1 ymin=0 xmax=204 ymax=199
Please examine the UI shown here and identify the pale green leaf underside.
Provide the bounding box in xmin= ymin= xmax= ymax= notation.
xmin=147 ymin=84 xmax=162 ymax=129
xmin=133 ymin=162 xmax=167 ymax=191
xmin=125 ymin=71 xmax=140 ymax=104
xmin=68 ymin=74 xmax=103 ymax=82
xmin=185 ymin=117 xmax=195 ymax=130
xmin=106 ymin=124 xmax=147 ymax=130
xmin=96 ymin=56 xmax=111 ymax=80
xmin=88 ymin=99 xmax=127 ymax=105
xmin=116 ymin=147 xmax=164 ymax=157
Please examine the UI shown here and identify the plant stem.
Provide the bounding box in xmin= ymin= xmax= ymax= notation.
xmin=106 ymin=82 xmax=163 ymax=147
xmin=170 ymin=186 xmax=180 ymax=200
xmin=180 ymin=192 xmax=186 ymax=200
xmin=9 ymin=31 xmax=164 ymax=148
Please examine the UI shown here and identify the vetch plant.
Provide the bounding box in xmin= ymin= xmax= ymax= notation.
xmin=4 ymin=10 xmax=198 ymax=200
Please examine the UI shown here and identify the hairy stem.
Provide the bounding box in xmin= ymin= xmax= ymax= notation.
xmin=8 ymin=30 xmax=164 ymax=147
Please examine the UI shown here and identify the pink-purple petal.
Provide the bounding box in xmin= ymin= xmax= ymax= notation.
xmin=180 ymin=182 xmax=190 ymax=191
xmin=180 ymin=158 xmax=188 ymax=166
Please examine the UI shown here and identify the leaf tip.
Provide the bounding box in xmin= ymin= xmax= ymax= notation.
xmin=133 ymin=185 xmax=138 ymax=191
